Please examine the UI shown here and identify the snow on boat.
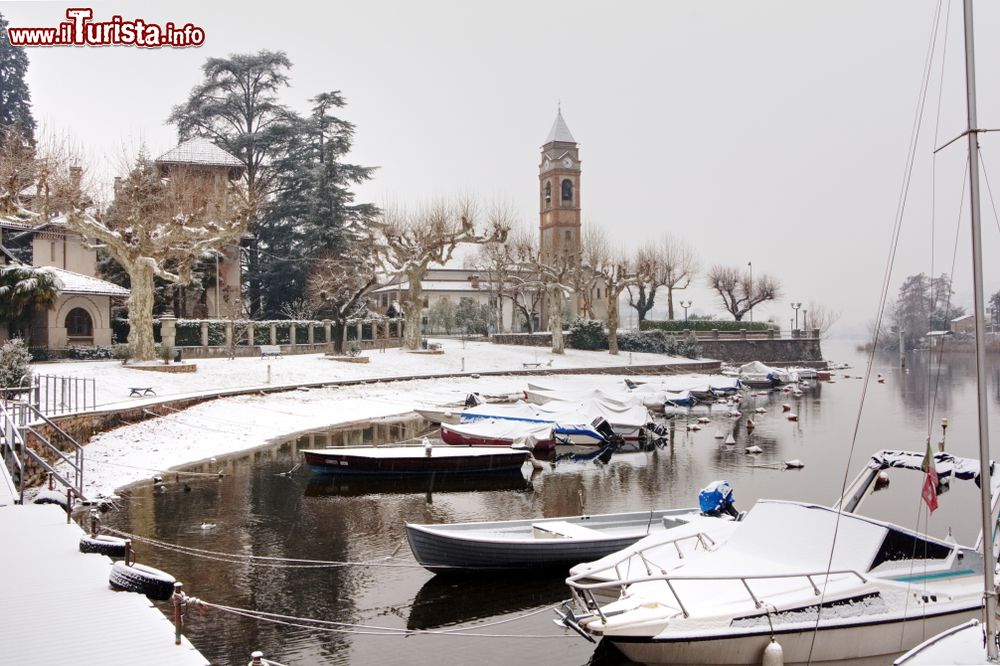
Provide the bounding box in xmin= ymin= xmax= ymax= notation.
xmin=561 ymin=450 xmax=1000 ymax=664
xmin=738 ymin=360 xmax=791 ymax=388
xmin=439 ymin=419 xmax=559 ymax=450
xmin=406 ymin=507 xmax=734 ymax=573
xmin=302 ymin=446 xmax=530 ymax=476
xmin=459 ymin=401 xmax=613 ymax=445
xmin=501 ymin=395 xmax=652 ymax=441
xmin=414 ymin=408 xmax=462 ymax=425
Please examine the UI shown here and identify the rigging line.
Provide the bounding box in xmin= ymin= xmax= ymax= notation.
xmin=806 ymin=1 xmax=945 ymax=663
xmin=928 ymin=154 xmax=970 ymax=434
xmin=977 ymin=148 xmax=1000 ymax=237
xmin=928 ymin=0 xmax=952 ymax=433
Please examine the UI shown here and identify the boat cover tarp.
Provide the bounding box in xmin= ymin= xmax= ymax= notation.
xmin=870 ymin=450 xmax=997 ymax=491
xmin=461 ymin=401 xmax=605 ymax=441
xmin=443 ymin=419 xmax=556 ymax=445
xmin=464 ymin=398 xmax=648 ymax=434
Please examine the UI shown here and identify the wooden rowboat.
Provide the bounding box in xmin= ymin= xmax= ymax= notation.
xmin=302 ymin=446 xmax=530 ymax=476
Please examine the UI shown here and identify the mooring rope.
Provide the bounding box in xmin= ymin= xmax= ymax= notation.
xmin=193 ymin=598 xmax=572 ymax=639
xmin=101 ymin=526 xmax=448 ymax=569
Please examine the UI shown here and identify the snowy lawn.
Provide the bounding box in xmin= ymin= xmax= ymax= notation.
xmin=33 ymin=340 xmax=712 ymax=498
xmin=53 ymin=372 xmax=685 ymax=499
xmin=36 ymin=338 xmax=703 ymax=410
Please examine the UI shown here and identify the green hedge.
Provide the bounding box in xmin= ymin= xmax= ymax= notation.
xmin=640 ymin=319 xmax=773 ymax=333
xmin=568 ymin=319 xmax=607 ymax=350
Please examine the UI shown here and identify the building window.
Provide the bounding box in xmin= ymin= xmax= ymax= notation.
xmin=544 ymin=181 xmax=552 ymax=207
xmin=50 ymin=241 xmax=56 ymax=262
xmin=561 ymin=179 xmax=573 ymax=203
xmin=565 ymin=230 xmax=572 ymax=242
xmin=66 ymin=308 xmax=93 ymax=339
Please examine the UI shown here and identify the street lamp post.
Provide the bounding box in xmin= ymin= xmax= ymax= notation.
xmin=680 ymin=300 xmax=692 ymax=322
xmin=791 ymin=302 xmax=801 ymax=330
xmin=747 ymin=261 xmax=753 ymax=322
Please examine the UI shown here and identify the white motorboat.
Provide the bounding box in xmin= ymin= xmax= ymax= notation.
xmin=738 ymin=361 xmax=791 ymax=388
xmin=560 ymin=449 xmax=999 ymax=665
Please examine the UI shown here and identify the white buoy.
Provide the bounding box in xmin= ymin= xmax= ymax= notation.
xmin=687 ymin=424 xmax=701 ymax=432
xmin=754 ymin=407 xmax=767 ymax=414
xmin=781 ymin=403 xmax=791 ymax=412
xmin=724 ymin=433 xmax=736 ymax=445
xmin=787 ymin=413 xmax=798 ymax=422
xmin=745 ymin=445 xmax=763 ymax=454
xmin=697 ymin=417 xmax=710 ymax=424
xmin=762 ymin=638 xmax=784 ymax=666
xmin=783 ymin=459 xmax=805 ymax=469
xmin=714 ymin=429 xmax=725 ymax=439
xmin=728 ymin=410 xmax=742 ymax=418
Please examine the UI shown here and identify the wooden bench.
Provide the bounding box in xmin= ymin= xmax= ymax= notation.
xmin=128 ymin=387 xmax=156 ymax=397
xmin=259 ymin=345 xmax=283 ymax=359
xmin=532 ymin=520 xmax=602 ymax=540
xmin=522 ymin=359 xmax=554 ymax=369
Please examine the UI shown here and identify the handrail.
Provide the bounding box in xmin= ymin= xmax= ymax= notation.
xmin=0 ymin=400 xmax=85 ymax=502
xmin=566 ymin=568 xmax=869 ymax=621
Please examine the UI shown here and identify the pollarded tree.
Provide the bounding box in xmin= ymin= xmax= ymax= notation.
xmin=372 ymin=199 xmax=508 ymax=350
xmin=594 ymin=246 xmax=641 ymax=355
xmin=66 ymin=154 xmax=249 ymax=360
xmin=512 ymin=233 xmax=579 ymax=354
xmin=306 ymin=242 xmax=381 ymax=354
xmin=707 ymin=264 xmax=781 ymax=321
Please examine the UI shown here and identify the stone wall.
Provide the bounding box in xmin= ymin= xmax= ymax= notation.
xmin=696 ymin=338 xmax=824 ymax=364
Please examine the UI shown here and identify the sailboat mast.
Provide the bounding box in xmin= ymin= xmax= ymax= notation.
xmin=961 ymin=0 xmax=999 ymax=657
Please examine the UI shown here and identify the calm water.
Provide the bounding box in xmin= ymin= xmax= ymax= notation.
xmin=101 ymin=340 xmax=1000 ymax=665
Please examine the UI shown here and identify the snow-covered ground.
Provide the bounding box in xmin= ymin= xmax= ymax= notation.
xmin=38 ymin=338 xmax=697 ymax=410
xmin=35 ymin=341 xmax=711 ymax=499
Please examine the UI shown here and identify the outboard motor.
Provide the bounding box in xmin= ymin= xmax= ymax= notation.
xmin=590 ymin=417 xmax=623 ymax=446
xmin=699 ymin=480 xmax=739 ymax=518
xmin=646 ymin=421 xmax=670 ymax=438
xmin=464 ymin=392 xmax=484 ymax=407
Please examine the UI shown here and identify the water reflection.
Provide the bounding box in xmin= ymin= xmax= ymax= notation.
xmin=304 ymin=471 xmax=533 ymax=498
xmin=100 ymin=340 xmax=1000 ymax=666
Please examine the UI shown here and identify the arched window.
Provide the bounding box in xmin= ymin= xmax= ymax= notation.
xmin=544 ymin=181 xmax=552 ymax=206
xmin=561 ymin=179 xmax=573 ymax=203
xmin=66 ymin=308 xmax=93 ymax=340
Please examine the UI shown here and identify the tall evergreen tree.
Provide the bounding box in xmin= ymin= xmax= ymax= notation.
xmin=0 ymin=12 xmax=35 ymax=143
xmin=168 ymin=51 xmax=298 ymax=315
xmin=258 ymin=92 xmax=377 ymax=317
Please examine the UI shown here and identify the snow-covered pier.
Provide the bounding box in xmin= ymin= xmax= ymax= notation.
xmin=0 ymin=501 xmax=208 ymax=665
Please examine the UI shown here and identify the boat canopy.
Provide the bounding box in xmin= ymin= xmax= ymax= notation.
xmin=869 ymin=450 xmax=996 ymax=487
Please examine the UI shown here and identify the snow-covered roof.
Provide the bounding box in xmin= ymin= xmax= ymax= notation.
xmin=951 ymin=314 xmax=974 ymax=322
xmin=155 ymin=138 xmax=243 ymax=168
xmin=543 ymin=109 xmax=576 ymax=144
xmin=374 ymin=280 xmax=492 ymax=294
xmin=46 ymin=267 xmax=129 ymax=297
xmin=0 ymin=217 xmax=33 ymax=231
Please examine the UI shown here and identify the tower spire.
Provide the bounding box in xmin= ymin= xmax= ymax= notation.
xmin=544 ymin=106 xmax=576 ymax=145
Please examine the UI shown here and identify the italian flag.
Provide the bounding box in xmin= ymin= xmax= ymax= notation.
xmin=921 ymin=439 xmax=939 ymax=513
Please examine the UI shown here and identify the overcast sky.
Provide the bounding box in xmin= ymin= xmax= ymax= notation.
xmin=7 ymin=0 xmax=1000 ymax=335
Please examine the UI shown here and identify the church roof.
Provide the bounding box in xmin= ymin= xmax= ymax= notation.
xmin=155 ymin=138 xmax=243 ymax=168
xmin=543 ymin=109 xmax=576 ymax=145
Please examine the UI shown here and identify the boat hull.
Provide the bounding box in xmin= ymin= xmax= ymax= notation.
xmin=439 ymin=423 xmax=555 ymax=450
xmin=406 ymin=509 xmax=702 ymax=572
xmin=303 ymin=448 xmax=529 ymax=476
xmin=611 ymin=605 xmax=982 ymax=665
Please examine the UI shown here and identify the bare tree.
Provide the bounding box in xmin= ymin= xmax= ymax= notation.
xmin=372 ymin=198 xmax=508 ymax=350
xmin=503 ymin=230 xmax=543 ymax=333
xmin=806 ymin=300 xmax=840 ymax=338
xmin=593 ymin=243 xmax=640 ymax=355
xmin=513 ymin=234 xmax=578 ymax=354
xmin=472 ymin=202 xmax=520 ymax=333
xmin=577 ymin=226 xmax=608 ymax=319
xmin=625 ymin=235 xmax=698 ymax=322
xmin=67 ymin=154 xmax=249 ymax=360
xmin=707 ymin=264 xmax=782 ymax=321
xmin=307 ymin=241 xmax=381 ymax=353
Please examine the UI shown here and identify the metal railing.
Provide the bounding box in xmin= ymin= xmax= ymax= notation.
xmin=0 ymin=399 xmax=85 ymax=503
xmin=0 ymin=373 xmax=97 ymax=417
xmin=567 ymin=566 xmax=869 ymax=622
